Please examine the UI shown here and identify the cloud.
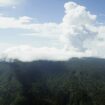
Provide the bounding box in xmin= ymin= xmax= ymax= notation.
xmin=0 ymin=43 xmax=13 ymax=53
xmin=0 ymin=15 xmax=32 ymax=28
xmin=0 ymin=15 xmax=61 ymax=38
xmin=0 ymin=1 xmax=105 ymax=61
xmin=60 ymin=2 xmax=97 ymax=51
xmin=1 ymin=45 xmax=91 ymax=62
xmin=0 ymin=0 xmax=22 ymax=6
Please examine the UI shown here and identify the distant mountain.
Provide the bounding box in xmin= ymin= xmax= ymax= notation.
xmin=0 ymin=57 xmax=105 ymax=105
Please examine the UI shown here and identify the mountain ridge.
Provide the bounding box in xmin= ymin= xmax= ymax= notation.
xmin=0 ymin=57 xmax=105 ymax=105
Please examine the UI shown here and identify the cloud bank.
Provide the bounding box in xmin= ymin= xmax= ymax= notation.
xmin=1 ymin=45 xmax=92 ymax=62
xmin=0 ymin=1 xmax=105 ymax=61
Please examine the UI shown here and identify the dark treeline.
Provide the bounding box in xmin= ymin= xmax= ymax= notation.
xmin=0 ymin=58 xmax=105 ymax=105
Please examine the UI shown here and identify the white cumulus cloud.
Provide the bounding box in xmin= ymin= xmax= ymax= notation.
xmin=0 ymin=1 xmax=105 ymax=61
xmin=60 ymin=2 xmax=97 ymax=51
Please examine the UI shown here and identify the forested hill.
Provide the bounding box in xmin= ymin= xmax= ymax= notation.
xmin=0 ymin=57 xmax=105 ymax=105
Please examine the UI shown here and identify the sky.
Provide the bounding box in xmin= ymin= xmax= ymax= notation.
xmin=0 ymin=0 xmax=105 ymax=61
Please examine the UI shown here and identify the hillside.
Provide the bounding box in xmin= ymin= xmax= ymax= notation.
xmin=0 ymin=58 xmax=105 ymax=105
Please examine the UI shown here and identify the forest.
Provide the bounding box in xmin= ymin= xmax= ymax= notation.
xmin=0 ymin=57 xmax=105 ymax=105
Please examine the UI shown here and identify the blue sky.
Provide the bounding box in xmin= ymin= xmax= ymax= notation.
xmin=1 ymin=0 xmax=105 ymax=23
xmin=0 ymin=0 xmax=105 ymax=61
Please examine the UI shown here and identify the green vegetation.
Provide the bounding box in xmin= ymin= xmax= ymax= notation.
xmin=0 ymin=58 xmax=105 ymax=105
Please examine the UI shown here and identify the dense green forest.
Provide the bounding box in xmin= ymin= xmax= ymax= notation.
xmin=0 ymin=57 xmax=105 ymax=105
